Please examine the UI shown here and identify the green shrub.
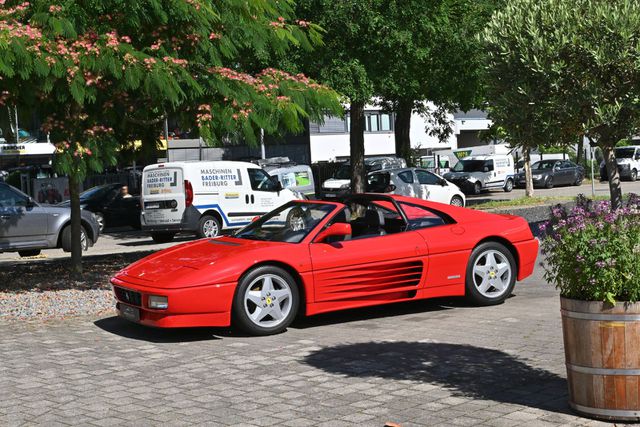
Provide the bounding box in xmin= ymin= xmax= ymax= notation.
xmin=541 ymin=194 xmax=640 ymax=304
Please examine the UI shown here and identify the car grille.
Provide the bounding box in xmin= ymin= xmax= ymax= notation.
xmin=114 ymin=286 xmax=142 ymax=307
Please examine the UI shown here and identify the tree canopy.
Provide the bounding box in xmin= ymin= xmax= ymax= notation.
xmin=0 ymin=0 xmax=341 ymax=272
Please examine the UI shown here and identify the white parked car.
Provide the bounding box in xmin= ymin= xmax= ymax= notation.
xmin=367 ymin=168 xmax=466 ymax=207
xmin=322 ymin=156 xmax=407 ymax=198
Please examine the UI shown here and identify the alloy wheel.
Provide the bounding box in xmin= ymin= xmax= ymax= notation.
xmin=243 ymin=274 xmax=293 ymax=329
xmin=472 ymin=249 xmax=512 ymax=299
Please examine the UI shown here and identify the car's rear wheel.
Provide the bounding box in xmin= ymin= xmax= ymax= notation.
xmin=233 ymin=266 xmax=299 ymax=336
xmin=503 ymin=178 xmax=514 ymax=193
xmin=450 ymin=196 xmax=464 ymax=207
xmin=545 ymin=176 xmax=554 ymax=189
xmin=465 ymin=242 xmax=516 ymax=306
xmin=18 ymin=249 xmax=41 ymax=257
xmin=198 ymin=215 xmax=221 ymax=238
xmin=61 ymin=225 xmax=90 ymax=252
xmin=151 ymin=232 xmax=176 ymax=243
xmin=631 ymin=169 xmax=638 ymax=182
xmin=286 ymin=207 xmax=306 ymax=231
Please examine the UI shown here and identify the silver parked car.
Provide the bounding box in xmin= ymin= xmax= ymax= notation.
xmin=0 ymin=182 xmax=100 ymax=257
xmin=367 ymin=168 xmax=466 ymax=207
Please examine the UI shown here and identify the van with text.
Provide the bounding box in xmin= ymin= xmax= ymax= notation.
xmin=140 ymin=161 xmax=302 ymax=242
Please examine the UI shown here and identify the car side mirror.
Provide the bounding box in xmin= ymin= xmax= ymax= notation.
xmin=439 ymin=178 xmax=447 ymax=186
xmin=270 ymin=176 xmax=283 ymax=191
xmin=314 ymin=223 xmax=352 ymax=243
xmin=26 ymin=197 xmax=36 ymax=208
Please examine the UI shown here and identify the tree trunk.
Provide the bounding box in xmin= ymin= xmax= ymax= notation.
xmin=68 ymin=172 xmax=83 ymax=275
xmin=394 ymin=99 xmax=413 ymax=165
xmin=576 ymin=135 xmax=584 ymax=166
xmin=523 ymin=147 xmax=534 ymax=198
xmin=603 ymin=145 xmax=623 ymax=210
xmin=350 ymin=100 xmax=366 ymax=194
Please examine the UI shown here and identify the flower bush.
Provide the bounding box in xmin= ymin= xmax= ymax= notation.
xmin=541 ymin=194 xmax=640 ymax=304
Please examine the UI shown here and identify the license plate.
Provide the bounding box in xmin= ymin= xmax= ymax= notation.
xmin=324 ymin=193 xmax=336 ymax=198
xmin=120 ymin=304 xmax=140 ymax=322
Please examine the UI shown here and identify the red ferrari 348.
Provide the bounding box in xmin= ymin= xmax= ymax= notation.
xmin=111 ymin=194 xmax=538 ymax=335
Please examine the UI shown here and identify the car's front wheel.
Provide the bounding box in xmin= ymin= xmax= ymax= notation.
xmin=94 ymin=212 xmax=105 ymax=233
xmin=61 ymin=225 xmax=90 ymax=252
xmin=233 ymin=266 xmax=299 ymax=336
xmin=465 ymin=242 xmax=516 ymax=306
xmin=450 ymin=196 xmax=464 ymax=207
xmin=631 ymin=169 xmax=638 ymax=182
xmin=545 ymin=176 xmax=554 ymax=189
xmin=473 ymin=182 xmax=482 ymax=195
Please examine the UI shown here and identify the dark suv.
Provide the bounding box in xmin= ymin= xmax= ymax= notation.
xmin=0 ymin=182 xmax=100 ymax=257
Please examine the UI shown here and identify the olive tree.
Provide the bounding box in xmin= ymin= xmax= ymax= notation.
xmin=482 ymin=0 xmax=640 ymax=206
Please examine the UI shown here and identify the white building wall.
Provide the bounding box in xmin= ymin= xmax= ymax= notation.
xmin=310 ymin=133 xmax=396 ymax=162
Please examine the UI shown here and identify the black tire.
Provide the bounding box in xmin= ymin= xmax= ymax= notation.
xmin=631 ymin=169 xmax=638 ymax=182
xmin=233 ymin=265 xmax=300 ymax=336
xmin=197 ymin=215 xmax=221 ymax=238
xmin=94 ymin=212 xmax=105 ymax=233
xmin=503 ymin=178 xmax=514 ymax=193
xmin=465 ymin=242 xmax=517 ymax=306
xmin=450 ymin=196 xmax=464 ymax=207
xmin=151 ymin=232 xmax=176 ymax=243
xmin=574 ymin=175 xmax=583 ymax=186
xmin=18 ymin=249 xmax=41 ymax=257
xmin=61 ymin=225 xmax=90 ymax=252
xmin=544 ymin=176 xmax=554 ymax=189
xmin=286 ymin=207 xmax=306 ymax=231
xmin=473 ymin=181 xmax=482 ymax=195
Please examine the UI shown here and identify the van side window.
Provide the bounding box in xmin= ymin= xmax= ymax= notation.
xmin=483 ymin=160 xmax=494 ymax=172
xmin=248 ymin=169 xmax=278 ymax=192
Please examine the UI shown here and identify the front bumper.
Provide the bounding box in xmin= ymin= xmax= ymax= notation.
xmin=111 ymin=277 xmax=236 ymax=328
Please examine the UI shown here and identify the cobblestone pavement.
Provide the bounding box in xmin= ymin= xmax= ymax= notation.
xmin=0 ymin=263 xmax=620 ymax=427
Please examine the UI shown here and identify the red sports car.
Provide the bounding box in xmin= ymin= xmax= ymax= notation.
xmin=111 ymin=194 xmax=538 ymax=335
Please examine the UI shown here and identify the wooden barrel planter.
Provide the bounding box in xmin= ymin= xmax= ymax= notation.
xmin=561 ymin=297 xmax=640 ymax=421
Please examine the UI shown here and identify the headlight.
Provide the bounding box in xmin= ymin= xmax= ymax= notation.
xmin=340 ymin=183 xmax=350 ymax=189
xmin=148 ymin=295 xmax=168 ymax=309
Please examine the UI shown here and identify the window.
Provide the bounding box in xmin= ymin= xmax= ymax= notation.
xmin=399 ymin=202 xmax=448 ymax=230
xmin=415 ymin=170 xmax=440 ymax=185
xmin=368 ymin=114 xmax=379 ymax=132
xmin=483 ymin=160 xmax=494 ymax=172
xmin=0 ymin=185 xmax=27 ymax=208
xmin=380 ymin=114 xmax=391 ymax=131
xmin=398 ymin=171 xmax=414 ymax=184
xmin=310 ymin=115 xmax=348 ymax=134
xmin=247 ymin=169 xmax=279 ymax=192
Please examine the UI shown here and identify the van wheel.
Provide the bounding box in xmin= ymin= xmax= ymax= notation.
xmin=151 ymin=232 xmax=175 ymax=243
xmin=61 ymin=225 xmax=89 ymax=252
xmin=286 ymin=207 xmax=306 ymax=231
xmin=631 ymin=169 xmax=638 ymax=182
xmin=198 ymin=215 xmax=221 ymax=238
xmin=503 ymin=178 xmax=513 ymax=192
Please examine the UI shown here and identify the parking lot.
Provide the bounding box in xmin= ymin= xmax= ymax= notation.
xmin=1 ymin=180 xmax=637 ymax=426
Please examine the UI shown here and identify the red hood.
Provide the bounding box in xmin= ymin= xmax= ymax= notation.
xmin=114 ymin=237 xmax=284 ymax=289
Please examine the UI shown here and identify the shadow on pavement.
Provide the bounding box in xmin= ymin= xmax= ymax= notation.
xmin=94 ymin=316 xmax=228 ymax=343
xmin=304 ymin=341 xmax=570 ymax=414
xmin=291 ymin=298 xmax=462 ymax=330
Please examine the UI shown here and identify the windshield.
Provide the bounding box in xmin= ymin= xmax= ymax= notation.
xmin=334 ymin=165 xmax=351 ymax=180
xmin=234 ymin=201 xmax=335 ymax=243
xmin=531 ymin=160 xmax=558 ymax=170
xmin=452 ymin=160 xmax=487 ymax=173
xmin=615 ymin=148 xmax=636 ymax=159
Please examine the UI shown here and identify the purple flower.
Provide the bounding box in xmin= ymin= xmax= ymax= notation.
xmin=595 ymin=260 xmax=606 ymax=268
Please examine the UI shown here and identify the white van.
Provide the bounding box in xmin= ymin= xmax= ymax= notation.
xmin=141 ymin=161 xmax=301 ymax=242
xmin=444 ymin=155 xmax=515 ymax=194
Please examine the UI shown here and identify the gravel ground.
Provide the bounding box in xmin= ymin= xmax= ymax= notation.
xmin=0 ymin=252 xmax=152 ymax=321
